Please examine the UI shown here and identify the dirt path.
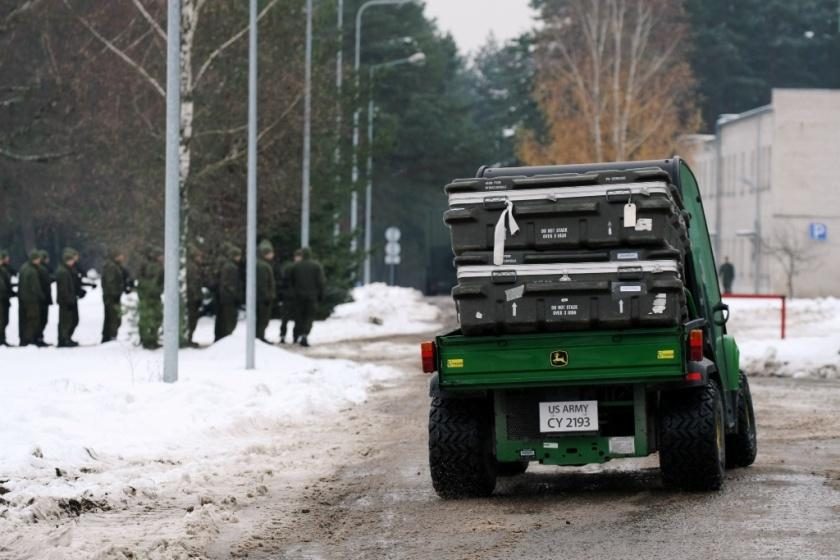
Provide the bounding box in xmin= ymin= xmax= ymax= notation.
xmin=219 ymin=340 xmax=840 ymax=559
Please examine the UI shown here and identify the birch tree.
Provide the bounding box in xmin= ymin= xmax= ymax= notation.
xmin=520 ymin=0 xmax=700 ymax=164
xmin=62 ymin=0 xmax=280 ymax=336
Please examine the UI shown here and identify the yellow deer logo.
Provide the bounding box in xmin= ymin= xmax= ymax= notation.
xmin=550 ymin=350 xmax=569 ymax=368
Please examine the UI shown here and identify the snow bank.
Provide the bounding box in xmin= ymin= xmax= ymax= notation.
xmin=310 ymin=283 xmax=441 ymax=344
xmin=0 ymin=282 xmax=438 ymax=525
xmin=725 ymin=297 xmax=840 ymax=380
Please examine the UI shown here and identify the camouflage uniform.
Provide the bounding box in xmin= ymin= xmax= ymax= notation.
xmin=0 ymin=249 xmax=13 ymax=346
xmin=288 ymin=248 xmax=325 ymax=347
xmin=256 ymin=241 xmax=276 ymax=342
xmin=36 ymin=250 xmax=53 ymax=342
xmin=55 ymin=248 xmax=80 ymax=347
xmin=137 ymin=247 xmax=164 ymax=349
xmin=101 ymin=250 xmax=129 ymax=343
xmin=18 ymin=251 xmax=45 ymax=346
xmin=214 ymin=244 xmax=243 ymax=341
xmin=186 ymin=246 xmax=205 ymax=346
xmin=276 ymin=260 xmax=295 ymax=343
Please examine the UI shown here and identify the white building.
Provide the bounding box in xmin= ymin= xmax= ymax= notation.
xmin=686 ymin=89 xmax=840 ymax=297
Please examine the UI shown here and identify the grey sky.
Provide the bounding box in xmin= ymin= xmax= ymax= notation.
xmin=422 ymin=0 xmax=536 ymax=55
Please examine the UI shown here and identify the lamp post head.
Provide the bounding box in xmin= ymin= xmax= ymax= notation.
xmin=408 ymin=52 xmax=427 ymax=65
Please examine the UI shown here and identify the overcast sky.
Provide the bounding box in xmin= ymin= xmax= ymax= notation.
xmin=422 ymin=0 xmax=536 ymax=56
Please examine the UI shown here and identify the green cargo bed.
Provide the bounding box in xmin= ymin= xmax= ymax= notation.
xmin=437 ymin=328 xmax=686 ymax=390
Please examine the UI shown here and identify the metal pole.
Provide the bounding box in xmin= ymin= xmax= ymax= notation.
xmin=363 ymin=67 xmax=374 ymax=284
xmin=350 ymin=4 xmax=364 ymax=253
xmin=301 ymin=0 xmax=313 ymax=247
xmin=245 ymin=0 xmax=258 ymax=370
xmin=351 ymin=0 xmax=416 ymax=255
xmin=333 ymin=0 xmax=344 ymax=239
xmin=754 ymin=118 xmax=763 ymax=294
xmin=714 ymin=116 xmax=724 ymax=260
xmin=163 ymin=0 xmax=181 ymax=384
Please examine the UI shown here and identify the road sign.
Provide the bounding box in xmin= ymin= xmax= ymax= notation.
xmin=809 ymin=223 xmax=828 ymax=241
xmin=385 ymin=226 xmax=402 ymax=269
xmin=385 ymin=227 xmax=401 ymax=243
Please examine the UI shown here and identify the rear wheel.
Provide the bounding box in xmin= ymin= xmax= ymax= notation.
xmin=726 ymin=372 xmax=758 ymax=468
xmin=429 ymin=398 xmax=497 ymax=499
xmin=659 ymin=381 xmax=726 ymax=491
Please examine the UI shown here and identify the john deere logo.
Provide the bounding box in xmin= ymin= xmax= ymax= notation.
xmin=550 ymin=350 xmax=569 ymax=368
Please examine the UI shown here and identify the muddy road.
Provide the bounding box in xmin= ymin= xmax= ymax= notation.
xmin=221 ymin=308 xmax=840 ymax=560
xmin=7 ymin=299 xmax=836 ymax=559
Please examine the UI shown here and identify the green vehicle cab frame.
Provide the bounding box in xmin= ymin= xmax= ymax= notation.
xmin=422 ymin=157 xmax=757 ymax=498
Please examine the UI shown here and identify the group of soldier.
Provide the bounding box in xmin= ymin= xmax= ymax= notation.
xmin=0 ymin=247 xmax=94 ymax=347
xmin=0 ymin=242 xmax=326 ymax=349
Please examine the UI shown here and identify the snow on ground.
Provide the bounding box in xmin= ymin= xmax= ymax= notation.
xmin=724 ymin=296 xmax=840 ymax=380
xmin=0 ymin=283 xmax=440 ymax=531
xmin=307 ymin=284 xmax=441 ymax=344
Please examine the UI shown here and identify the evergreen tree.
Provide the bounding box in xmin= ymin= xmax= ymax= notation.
xmin=686 ymin=0 xmax=840 ymax=126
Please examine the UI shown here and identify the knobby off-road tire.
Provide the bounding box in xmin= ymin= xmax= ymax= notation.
xmin=429 ymin=397 xmax=497 ymax=499
xmin=659 ymin=382 xmax=726 ymax=491
xmin=496 ymin=460 xmax=529 ymax=477
xmin=726 ymin=372 xmax=758 ymax=468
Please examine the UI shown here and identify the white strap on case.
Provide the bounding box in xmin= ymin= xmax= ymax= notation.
xmin=493 ymin=200 xmax=520 ymax=265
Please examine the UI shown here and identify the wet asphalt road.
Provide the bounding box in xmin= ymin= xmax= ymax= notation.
xmin=222 ymin=310 xmax=840 ymax=560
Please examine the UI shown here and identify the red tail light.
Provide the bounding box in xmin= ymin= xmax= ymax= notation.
xmin=689 ymin=329 xmax=704 ymax=362
xmin=685 ymin=372 xmax=703 ymax=382
xmin=421 ymin=341 xmax=437 ymax=373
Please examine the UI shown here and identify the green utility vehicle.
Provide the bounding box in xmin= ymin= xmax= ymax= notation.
xmin=422 ymin=157 xmax=757 ymax=497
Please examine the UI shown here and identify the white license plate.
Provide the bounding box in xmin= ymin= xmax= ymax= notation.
xmin=539 ymin=400 xmax=598 ymax=433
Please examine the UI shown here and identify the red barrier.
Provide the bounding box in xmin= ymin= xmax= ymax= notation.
xmin=722 ymin=293 xmax=787 ymax=339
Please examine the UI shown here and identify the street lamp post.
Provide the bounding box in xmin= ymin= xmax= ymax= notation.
xmin=301 ymin=0 xmax=313 ymax=248
xmin=351 ymin=0 xmax=419 ymax=253
xmin=362 ymin=52 xmax=425 ymax=285
xmin=162 ymin=0 xmax=181 ymax=384
xmin=245 ymin=0 xmax=258 ymax=369
xmin=333 ymin=0 xmax=344 ymax=240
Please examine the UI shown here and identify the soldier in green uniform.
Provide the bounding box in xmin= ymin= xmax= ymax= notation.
xmin=18 ymin=250 xmax=46 ymax=347
xmin=101 ymin=249 xmax=129 ymax=343
xmin=289 ymin=248 xmax=325 ymax=347
xmin=137 ymin=247 xmax=164 ymax=349
xmin=256 ymin=240 xmax=276 ymax=342
xmin=37 ymin=249 xmax=53 ymax=344
xmin=186 ymin=245 xmax=206 ymax=347
xmin=0 ymin=249 xmax=14 ymax=346
xmin=276 ymin=255 xmax=295 ymax=344
xmin=214 ymin=243 xmax=243 ymax=341
xmin=55 ymin=248 xmax=81 ymax=347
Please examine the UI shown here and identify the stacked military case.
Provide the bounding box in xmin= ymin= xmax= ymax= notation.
xmin=444 ymin=168 xmax=690 ymax=336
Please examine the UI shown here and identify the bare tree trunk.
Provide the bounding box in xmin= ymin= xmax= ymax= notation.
xmin=787 ymin=256 xmax=795 ymax=298
xmin=609 ymin=0 xmax=625 ymax=160
xmin=579 ymin=0 xmax=608 ymax=161
xmin=178 ymin=0 xmax=199 ymax=341
xmin=65 ymin=0 xmax=281 ymax=343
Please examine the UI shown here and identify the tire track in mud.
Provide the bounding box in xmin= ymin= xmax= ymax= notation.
xmin=221 ymin=363 xmax=840 ymax=560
